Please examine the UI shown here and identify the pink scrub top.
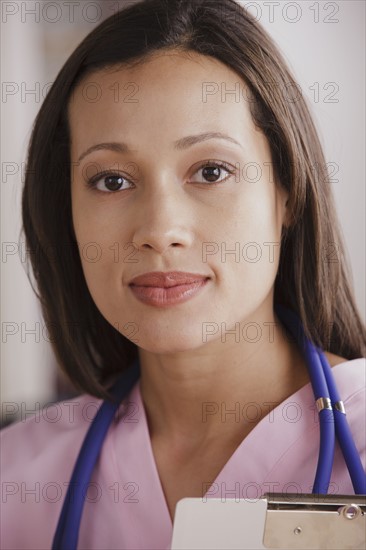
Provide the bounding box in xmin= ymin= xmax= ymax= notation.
xmin=1 ymin=358 xmax=365 ymax=550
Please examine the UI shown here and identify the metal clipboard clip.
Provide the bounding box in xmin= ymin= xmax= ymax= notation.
xmin=262 ymin=493 xmax=366 ymax=549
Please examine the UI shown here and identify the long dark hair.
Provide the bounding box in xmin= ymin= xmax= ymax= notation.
xmin=22 ymin=0 xmax=366 ymax=400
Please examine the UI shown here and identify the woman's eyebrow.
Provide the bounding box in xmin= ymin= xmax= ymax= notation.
xmin=77 ymin=132 xmax=243 ymax=162
xmin=174 ymin=132 xmax=243 ymax=150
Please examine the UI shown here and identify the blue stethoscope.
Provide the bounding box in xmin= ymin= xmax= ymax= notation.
xmin=52 ymin=305 xmax=366 ymax=549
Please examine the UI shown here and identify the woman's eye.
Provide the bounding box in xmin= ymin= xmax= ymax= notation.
xmin=88 ymin=173 xmax=132 ymax=192
xmin=192 ymin=162 xmax=236 ymax=185
xmin=87 ymin=162 xmax=236 ymax=193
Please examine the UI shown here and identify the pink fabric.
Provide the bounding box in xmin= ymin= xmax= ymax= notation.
xmin=1 ymin=358 xmax=365 ymax=550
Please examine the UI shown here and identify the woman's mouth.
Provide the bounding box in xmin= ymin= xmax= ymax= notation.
xmin=129 ymin=272 xmax=210 ymax=307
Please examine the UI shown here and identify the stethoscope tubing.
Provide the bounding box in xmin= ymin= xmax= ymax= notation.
xmin=275 ymin=305 xmax=336 ymax=494
xmin=317 ymin=347 xmax=366 ymax=493
xmin=276 ymin=304 xmax=366 ymax=495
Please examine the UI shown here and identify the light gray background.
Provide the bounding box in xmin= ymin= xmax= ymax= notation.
xmin=1 ymin=0 xmax=365 ymax=416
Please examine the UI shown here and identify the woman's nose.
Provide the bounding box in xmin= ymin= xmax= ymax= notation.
xmin=131 ymin=183 xmax=194 ymax=254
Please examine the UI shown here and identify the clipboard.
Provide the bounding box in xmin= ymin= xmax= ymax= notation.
xmin=170 ymin=493 xmax=366 ymax=549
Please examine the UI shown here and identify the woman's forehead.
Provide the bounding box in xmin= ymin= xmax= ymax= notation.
xmin=67 ymin=52 xmax=255 ymax=150
xmin=69 ymin=51 xmax=252 ymax=114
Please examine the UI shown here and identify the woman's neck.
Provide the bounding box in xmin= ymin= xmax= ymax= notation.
xmin=138 ymin=313 xmax=310 ymax=451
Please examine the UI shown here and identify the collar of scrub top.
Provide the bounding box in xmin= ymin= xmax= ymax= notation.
xmin=52 ymin=304 xmax=366 ymax=550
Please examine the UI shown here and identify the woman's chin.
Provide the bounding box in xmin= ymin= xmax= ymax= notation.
xmin=128 ymin=331 xmax=208 ymax=355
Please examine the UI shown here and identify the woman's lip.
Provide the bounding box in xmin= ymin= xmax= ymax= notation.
xmin=129 ymin=271 xmax=210 ymax=288
xmin=129 ymin=278 xmax=209 ymax=307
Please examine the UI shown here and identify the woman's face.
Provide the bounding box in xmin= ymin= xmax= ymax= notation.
xmin=69 ymin=50 xmax=289 ymax=353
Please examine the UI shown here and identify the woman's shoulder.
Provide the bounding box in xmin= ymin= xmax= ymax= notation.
xmin=0 ymin=392 xmax=103 ymax=471
xmin=326 ymin=355 xmax=365 ymax=411
xmin=323 ymin=351 xmax=366 ymax=369
xmin=322 ymin=352 xmax=365 ymax=386
xmin=0 ymin=392 xmax=102 ymax=550
xmin=323 ymin=351 xmax=348 ymax=367
xmin=323 ymin=352 xmax=365 ymax=375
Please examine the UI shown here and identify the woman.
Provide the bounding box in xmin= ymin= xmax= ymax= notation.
xmin=1 ymin=0 xmax=365 ymax=548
